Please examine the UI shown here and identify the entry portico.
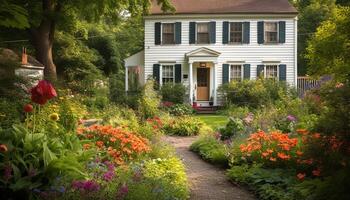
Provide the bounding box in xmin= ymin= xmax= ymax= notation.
xmin=186 ymin=47 xmax=221 ymax=106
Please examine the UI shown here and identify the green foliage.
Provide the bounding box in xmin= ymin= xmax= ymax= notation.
xmin=190 ymin=134 xmax=228 ymax=166
xmin=0 ymin=98 xmax=22 ymax=129
xmin=306 ymin=6 xmax=350 ymax=82
xmin=219 ymin=79 xmax=296 ymax=109
xmin=0 ymin=0 xmax=29 ymax=29
xmin=160 ymin=83 xmax=187 ymax=104
xmin=138 ymin=80 xmax=161 ymax=120
xmin=163 ymin=116 xmax=206 ymax=136
xmin=219 ymin=117 xmax=244 ymax=139
xmin=167 ymin=104 xmax=194 ymax=116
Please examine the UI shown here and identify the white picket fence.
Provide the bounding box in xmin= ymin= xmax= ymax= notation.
xmin=297 ymin=76 xmax=320 ymax=96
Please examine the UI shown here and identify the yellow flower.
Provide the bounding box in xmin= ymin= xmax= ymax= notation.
xmin=49 ymin=113 xmax=59 ymax=121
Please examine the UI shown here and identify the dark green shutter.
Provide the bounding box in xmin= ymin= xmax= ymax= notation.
xmin=279 ymin=21 xmax=286 ymax=43
xmin=257 ymin=21 xmax=264 ymax=44
xmin=279 ymin=64 xmax=287 ymax=81
xmin=155 ymin=22 xmax=161 ymax=45
xmin=223 ymin=21 xmax=229 ymax=44
xmin=175 ymin=22 xmax=182 ymax=44
xmin=209 ymin=21 xmax=216 ymax=44
xmin=189 ymin=22 xmax=196 ymax=44
xmin=243 ymin=22 xmax=250 ymax=44
xmin=175 ymin=64 xmax=182 ymax=83
xmin=243 ymin=64 xmax=250 ymax=79
xmin=153 ymin=64 xmax=160 ymax=85
xmin=222 ymin=64 xmax=229 ymax=84
xmin=257 ymin=65 xmax=264 ymax=78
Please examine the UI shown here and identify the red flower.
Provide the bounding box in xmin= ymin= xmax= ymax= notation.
xmin=297 ymin=173 xmax=306 ymax=181
xmin=0 ymin=144 xmax=8 ymax=152
xmin=312 ymin=168 xmax=321 ymax=177
xmin=30 ymin=80 xmax=57 ymax=105
xmin=23 ymin=104 xmax=33 ymax=113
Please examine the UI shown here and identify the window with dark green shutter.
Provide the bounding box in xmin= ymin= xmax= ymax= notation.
xmin=229 ymin=22 xmax=243 ymax=43
xmin=153 ymin=64 xmax=160 ymax=85
xmin=223 ymin=21 xmax=229 ymax=44
xmin=279 ymin=64 xmax=287 ymax=81
xmin=257 ymin=21 xmax=264 ymax=44
xmin=257 ymin=65 xmax=264 ymax=78
xmin=162 ymin=23 xmax=175 ymax=44
xmin=175 ymin=22 xmax=182 ymax=44
xmin=189 ymin=22 xmax=196 ymax=44
xmin=196 ymin=22 xmax=210 ymax=44
xmin=243 ymin=22 xmax=250 ymax=44
xmin=243 ymin=64 xmax=250 ymax=79
xmin=222 ymin=64 xmax=229 ymax=84
xmin=175 ymin=64 xmax=182 ymax=83
xmin=279 ymin=21 xmax=286 ymax=43
xmin=155 ymin=22 xmax=161 ymax=45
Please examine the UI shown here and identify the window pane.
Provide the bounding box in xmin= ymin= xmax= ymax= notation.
xmin=264 ymin=22 xmax=278 ymax=43
xmin=162 ymin=23 xmax=175 ymax=44
xmin=266 ymin=65 xmax=278 ymax=79
xmin=265 ymin=22 xmax=277 ymax=31
xmin=197 ymin=23 xmax=209 ymax=44
xmin=230 ymin=22 xmax=242 ymax=43
xmin=230 ymin=65 xmax=242 ymax=81
xmin=162 ymin=65 xmax=174 ymax=83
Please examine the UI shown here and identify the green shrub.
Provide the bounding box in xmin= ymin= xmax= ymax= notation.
xmin=163 ymin=116 xmax=205 ymax=136
xmin=168 ymin=104 xmax=194 ymax=116
xmin=160 ymin=83 xmax=186 ymax=104
xmin=219 ymin=117 xmax=244 ymax=139
xmin=219 ymin=79 xmax=296 ymax=108
xmin=0 ymin=98 xmax=23 ymax=129
xmin=138 ymin=80 xmax=161 ymax=120
xmin=190 ymin=134 xmax=228 ymax=166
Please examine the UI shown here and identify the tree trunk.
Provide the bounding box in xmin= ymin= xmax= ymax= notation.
xmin=29 ymin=0 xmax=59 ymax=81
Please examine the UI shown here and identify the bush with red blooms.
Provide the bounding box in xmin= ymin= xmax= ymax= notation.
xmin=77 ymin=125 xmax=150 ymax=165
xmin=146 ymin=116 xmax=163 ymax=130
xmin=30 ymin=80 xmax=57 ymax=105
xmin=23 ymin=104 xmax=33 ymax=113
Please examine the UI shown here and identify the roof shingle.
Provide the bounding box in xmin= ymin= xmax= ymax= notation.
xmin=150 ymin=0 xmax=298 ymax=15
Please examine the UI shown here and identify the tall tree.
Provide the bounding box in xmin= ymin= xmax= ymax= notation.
xmin=5 ymin=0 xmax=174 ymax=80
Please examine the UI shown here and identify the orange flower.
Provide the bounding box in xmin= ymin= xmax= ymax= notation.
xmin=296 ymin=129 xmax=309 ymax=135
xmin=312 ymin=133 xmax=321 ymax=139
xmin=83 ymin=143 xmax=91 ymax=150
xmin=262 ymin=152 xmax=270 ymax=157
xmin=96 ymin=141 xmax=104 ymax=148
xmin=110 ymin=137 xmax=117 ymax=142
xmin=296 ymin=151 xmax=303 ymax=156
xmin=269 ymin=157 xmax=277 ymax=162
xmin=312 ymin=168 xmax=321 ymax=177
xmin=277 ymin=152 xmax=290 ymax=160
xmin=0 ymin=144 xmax=8 ymax=152
xmin=297 ymin=173 xmax=306 ymax=181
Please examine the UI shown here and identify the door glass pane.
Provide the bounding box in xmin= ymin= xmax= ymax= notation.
xmin=197 ymin=68 xmax=208 ymax=87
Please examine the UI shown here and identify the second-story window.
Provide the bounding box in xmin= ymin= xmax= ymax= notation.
xmin=162 ymin=23 xmax=175 ymax=44
xmin=264 ymin=22 xmax=278 ymax=43
xmin=230 ymin=22 xmax=242 ymax=43
xmin=197 ymin=23 xmax=209 ymax=44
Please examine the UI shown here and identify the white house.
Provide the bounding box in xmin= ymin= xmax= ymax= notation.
xmin=125 ymin=0 xmax=298 ymax=106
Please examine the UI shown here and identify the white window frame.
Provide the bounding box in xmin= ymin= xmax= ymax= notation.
xmin=229 ymin=64 xmax=244 ymax=82
xmin=161 ymin=64 xmax=175 ymax=85
xmin=161 ymin=23 xmax=176 ymax=45
xmin=229 ymin=22 xmax=244 ymax=44
xmin=264 ymin=64 xmax=279 ymax=79
xmin=196 ymin=22 xmax=210 ymax=44
xmin=264 ymin=22 xmax=279 ymax=44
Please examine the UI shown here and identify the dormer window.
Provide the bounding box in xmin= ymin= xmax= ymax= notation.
xmin=162 ymin=23 xmax=175 ymax=44
xmin=197 ymin=23 xmax=209 ymax=44
xmin=230 ymin=22 xmax=243 ymax=43
xmin=264 ymin=22 xmax=278 ymax=43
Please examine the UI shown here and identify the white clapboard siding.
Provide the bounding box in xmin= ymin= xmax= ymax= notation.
xmin=144 ymin=16 xmax=297 ymax=90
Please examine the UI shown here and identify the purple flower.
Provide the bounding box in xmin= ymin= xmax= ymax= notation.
xmin=103 ymin=171 xmax=115 ymax=182
xmin=286 ymin=115 xmax=296 ymax=122
xmin=72 ymin=180 xmax=100 ymax=192
xmin=117 ymin=184 xmax=129 ymax=199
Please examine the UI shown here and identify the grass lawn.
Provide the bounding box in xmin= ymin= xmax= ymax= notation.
xmin=195 ymin=114 xmax=228 ymax=130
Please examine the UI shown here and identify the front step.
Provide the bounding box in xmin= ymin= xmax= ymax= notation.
xmin=195 ymin=106 xmax=218 ymax=114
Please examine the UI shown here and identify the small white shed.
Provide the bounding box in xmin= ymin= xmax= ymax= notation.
xmin=124 ymin=50 xmax=145 ymax=91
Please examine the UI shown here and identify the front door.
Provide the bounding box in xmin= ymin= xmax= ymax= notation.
xmin=196 ymin=67 xmax=210 ymax=101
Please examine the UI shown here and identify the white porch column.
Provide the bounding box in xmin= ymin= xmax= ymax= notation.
xmin=213 ymin=62 xmax=217 ymax=106
xmin=189 ymin=62 xmax=193 ymax=104
xmin=125 ymin=66 xmax=128 ymax=92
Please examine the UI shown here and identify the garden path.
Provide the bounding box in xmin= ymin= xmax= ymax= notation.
xmin=164 ymin=136 xmax=256 ymax=200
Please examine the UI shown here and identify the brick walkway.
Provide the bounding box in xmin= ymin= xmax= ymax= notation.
xmin=164 ymin=136 xmax=256 ymax=200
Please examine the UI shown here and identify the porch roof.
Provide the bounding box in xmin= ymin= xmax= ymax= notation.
xmin=185 ymin=47 xmax=221 ymax=58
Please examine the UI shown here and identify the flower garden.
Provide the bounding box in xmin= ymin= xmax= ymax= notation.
xmin=191 ymin=79 xmax=350 ymax=200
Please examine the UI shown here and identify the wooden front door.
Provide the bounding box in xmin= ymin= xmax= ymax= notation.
xmin=196 ymin=67 xmax=210 ymax=101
